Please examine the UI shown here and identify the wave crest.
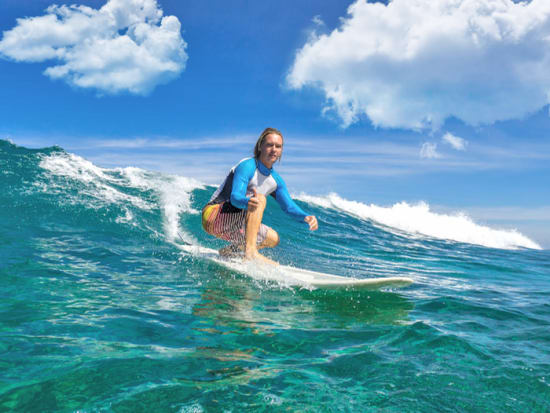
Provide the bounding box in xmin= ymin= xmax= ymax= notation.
xmin=297 ymin=193 xmax=541 ymax=250
xmin=38 ymin=151 xmax=204 ymax=242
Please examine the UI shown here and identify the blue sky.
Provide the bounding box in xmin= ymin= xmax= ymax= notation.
xmin=1 ymin=0 xmax=549 ymax=247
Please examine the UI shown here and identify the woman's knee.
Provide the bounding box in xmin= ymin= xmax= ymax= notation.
xmin=273 ymin=231 xmax=280 ymax=247
xmin=265 ymin=228 xmax=279 ymax=247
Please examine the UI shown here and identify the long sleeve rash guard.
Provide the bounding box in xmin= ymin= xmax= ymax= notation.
xmin=207 ymin=157 xmax=308 ymax=222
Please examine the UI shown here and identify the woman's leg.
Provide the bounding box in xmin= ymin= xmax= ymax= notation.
xmin=244 ymin=194 xmax=278 ymax=265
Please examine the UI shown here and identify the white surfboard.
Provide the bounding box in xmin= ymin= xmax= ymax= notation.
xmin=179 ymin=244 xmax=413 ymax=290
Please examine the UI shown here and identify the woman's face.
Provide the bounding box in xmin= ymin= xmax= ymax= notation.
xmin=259 ymin=133 xmax=283 ymax=168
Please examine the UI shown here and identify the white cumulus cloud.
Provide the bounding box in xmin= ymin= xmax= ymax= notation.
xmin=287 ymin=0 xmax=550 ymax=130
xmin=0 ymin=0 xmax=187 ymax=95
xmin=442 ymin=132 xmax=467 ymax=150
xmin=420 ymin=142 xmax=441 ymax=159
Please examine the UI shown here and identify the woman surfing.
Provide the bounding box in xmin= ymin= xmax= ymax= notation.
xmin=201 ymin=127 xmax=318 ymax=265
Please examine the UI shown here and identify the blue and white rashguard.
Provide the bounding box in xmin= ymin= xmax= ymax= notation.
xmin=202 ymin=157 xmax=309 ymax=245
xmin=209 ymin=157 xmax=308 ymax=220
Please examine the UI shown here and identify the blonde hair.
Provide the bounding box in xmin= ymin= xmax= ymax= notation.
xmin=254 ymin=127 xmax=283 ymax=161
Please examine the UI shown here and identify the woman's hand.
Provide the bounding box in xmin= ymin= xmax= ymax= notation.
xmin=248 ymin=188 xmax=261 ymax=212
xmin=304 ymin=215 xmax=318 ymax=231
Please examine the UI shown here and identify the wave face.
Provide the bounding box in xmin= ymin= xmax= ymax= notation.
xmin=1 ymin=139 xmax=550 ymax=412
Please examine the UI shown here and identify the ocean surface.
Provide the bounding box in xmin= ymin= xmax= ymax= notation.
xmin=1 ymin=139 xmax=549 ymax=412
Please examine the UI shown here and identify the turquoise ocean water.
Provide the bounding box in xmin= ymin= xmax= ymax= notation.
xmin=1 ymin=139 xmax=549 ymax=412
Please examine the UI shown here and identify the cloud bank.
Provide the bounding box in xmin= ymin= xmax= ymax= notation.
xmin=287 ymin=0 xmax=550 ymax=129
xmin=0 ymin=0 xmax=187 ymax=95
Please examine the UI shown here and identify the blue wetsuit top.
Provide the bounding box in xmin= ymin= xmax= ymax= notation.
xmin=208 ymin=157 xmax=309 ymax=222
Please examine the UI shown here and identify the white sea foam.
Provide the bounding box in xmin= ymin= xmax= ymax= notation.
xmin=296 ymin=193 xmax=542 ymax=250
xmin=39 ymin=152 xmax=204 ymax=242
xmin=119 ymin=167 xmax=203 ymax=242
xmin=40 ymin=152 xmax=155 ymax=211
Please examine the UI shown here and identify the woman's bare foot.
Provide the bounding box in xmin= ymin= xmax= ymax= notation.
xmin=219 ymin=244 xmax=242 ymax=258
xmin=244 ymin=250 xmax=279 ymax=266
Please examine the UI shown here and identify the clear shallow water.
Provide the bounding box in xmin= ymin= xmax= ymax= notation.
xmin=1 ymin=140 xmax=549 ymax=412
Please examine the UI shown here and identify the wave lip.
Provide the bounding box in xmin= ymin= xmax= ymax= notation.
xmin=297 ymin=193 xmax=542 ymax=250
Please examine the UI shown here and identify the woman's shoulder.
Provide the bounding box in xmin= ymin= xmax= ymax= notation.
xmin=233 ymin=157 xmax=256 ymax=176
xmin=237 ymin=157 xmax=255 ymax=167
